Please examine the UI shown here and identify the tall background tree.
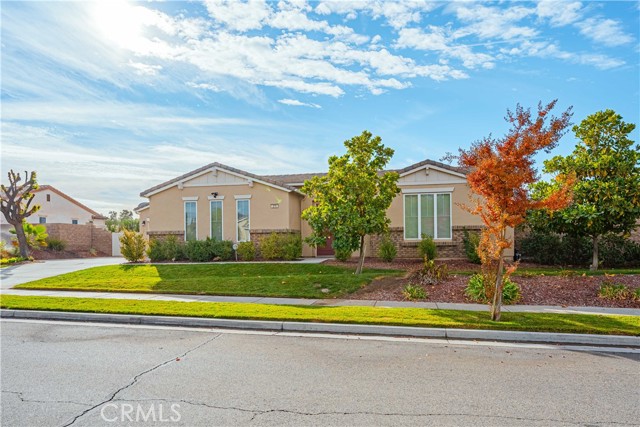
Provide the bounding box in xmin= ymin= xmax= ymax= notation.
xmin=106 ymin=209 xmax=139 ymax=232
xmin=0 ymin=170 xmax=40 ymax=258
xmin=528 ymin=109 xmax=639 ymax=270
xmin=455 ymin=100 xmax=573 ymax=321
xmin=302 ymin=130 xmax=399 ymax=274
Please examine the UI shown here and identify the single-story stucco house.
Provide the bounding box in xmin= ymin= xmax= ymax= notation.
xmin=135 ymin=159 xmax=514 ymax=259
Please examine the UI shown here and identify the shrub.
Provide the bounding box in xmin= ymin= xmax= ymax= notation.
xmin=409 ymin=258 xmax=449 ymax=286
xmin=598 ymin=282 xmax=630 ymax=300
xmin=378 ymin=235 xmax=397 ymax=262
xmin=260 ymin=233 xmax=302 ymax=260
xmin=120 ymin=230 xmax=146 ymax=262
xmin=236 ymin=241 xmax=256 ymax=261
xmin=163 ymin=235 xmax=184 ymax=261
xmin=147 ymin=239 xmax=167 ymax=262
xmin=184 ymin=240 xmax=213 ymax=262
xmin=465 ymin=274 xmax=521 ymax=305
xmin=334 ymin=248 xmax=352 ymax=262
xmin=520 ymin=232 xmax=591 ymax=266
xmin=45 ymin=237 xmax=66 ymax=251
xmin=210 ymin=239 xmax=234 ymax=261
xmin=600 ymin=235 xmax=640 ymax=268
xmin=402 ymin=284 xmax=428 ymax=301
xmin=633 ymin=288 xmax=640 ymax=302
xmin=281 ymin=234 xmax=302 ymax=260
xmin=417 ymin=234 xmax=437 ymax=260
xmin=462 ymin=230 xmax=481 ymax=264
xmin=11 ymin=222 xmax=48 ymax=249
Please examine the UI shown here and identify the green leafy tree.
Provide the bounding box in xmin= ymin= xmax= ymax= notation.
xmin=529 ymin=110 xmax=639 ymax=270
xmin=301 ymin=130 xmax=400 ymax=274
xmin=106 ymin=209 xmax=139 ymax=232
xmin=0 ymin=170 xmax=40 ymax=258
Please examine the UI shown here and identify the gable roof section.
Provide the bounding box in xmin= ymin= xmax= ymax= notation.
xmin=34 ymin=185 xmax=107 ymax=220
xmin=395 ymin=159 xmax=468 ymax=177
xmin=140 ymin=162 xmax=299 ymax=197
xmin=140 ymin=159 xmax=468 ymax=199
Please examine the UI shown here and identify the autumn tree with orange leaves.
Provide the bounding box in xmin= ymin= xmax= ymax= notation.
xmin=455 ymin=100 xmax=574 ymax=321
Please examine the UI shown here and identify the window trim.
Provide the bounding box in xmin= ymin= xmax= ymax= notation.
xmin=209 ymin=200 xmax=224 ymax=240
xmin=184 ymin=201 xmax=197 ymax=242
xmin=71 ymin=219 xmax=79 ymax=225
xmin=236 ymin=199 xmax=250 ymax=242
xmin=38 ymin=216 xmax=47 ymax=224
xmin=403 ymin=193 xmax=452 ymax=240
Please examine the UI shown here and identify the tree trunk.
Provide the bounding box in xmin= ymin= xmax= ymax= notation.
xmin=490 ymin=255 xmax=504 ymax=321
xmin=12 ymin=221 xmax=30 ymax=258
xmin=355 ymin=235 xmax=366 ymax=275
xmin=590 ymin=236 xmax=599 ymax=271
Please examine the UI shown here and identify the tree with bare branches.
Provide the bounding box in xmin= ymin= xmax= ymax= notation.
xmin=1 ymin=170 xmax=40 ymax=258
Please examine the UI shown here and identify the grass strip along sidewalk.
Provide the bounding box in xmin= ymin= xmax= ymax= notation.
xmin=2 ymin=295 xmax=638 ymax=336
xmin=14 ymin=264 xmax=401 ymax=299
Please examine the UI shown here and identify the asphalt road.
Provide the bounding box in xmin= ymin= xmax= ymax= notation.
xmin=1 ymin=320 xmax=638 ymax=427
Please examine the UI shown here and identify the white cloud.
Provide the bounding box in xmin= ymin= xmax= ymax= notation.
xmin=536 ymin=1 xmax=583 ymax=26
xmin=575 ymin=17 xmax=634 ymax=47
xmin=396 ymin=27 xmax=495 ymax=70
xmin=501 ymin=40 xmax=624 ymax=70
xmin=278 ymin=98 xmax=321 ymax=108
xmin=450 ymin=3 xmax=537 ymax=41
xmin=204 ymin=0 xmax=271 ymax=31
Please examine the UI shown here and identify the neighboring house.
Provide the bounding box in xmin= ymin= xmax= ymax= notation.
xmin=1 ymin=185 xmax=107 ymax=245
xmin=136 ymin=160 xmax=514 ymax=259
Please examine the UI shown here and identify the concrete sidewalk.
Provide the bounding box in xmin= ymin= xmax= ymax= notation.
xmin=2 ymin=288 xmax=639 ymax=316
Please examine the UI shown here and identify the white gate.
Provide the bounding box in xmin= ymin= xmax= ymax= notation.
xmin=112 ymin=232 xmax=123 ymax=256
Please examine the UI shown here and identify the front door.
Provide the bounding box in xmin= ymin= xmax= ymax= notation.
xmin=316 ymin=234 xmax=335 ymax=256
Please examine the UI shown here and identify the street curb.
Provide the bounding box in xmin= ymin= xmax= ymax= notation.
xmin=2 ymin=309 xmax=639 ymax=347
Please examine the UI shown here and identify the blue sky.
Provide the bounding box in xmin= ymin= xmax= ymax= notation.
xmin=1 ymin=1 xmax=638 ymax=214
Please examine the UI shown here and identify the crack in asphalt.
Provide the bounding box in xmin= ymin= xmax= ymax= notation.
xmin=59 ymin=333 xmax=221 ymax=427
xmin=122 ymin=397 xmax=637 ymax=426
xmin=1 ymin=390 xmax=92 ymax=407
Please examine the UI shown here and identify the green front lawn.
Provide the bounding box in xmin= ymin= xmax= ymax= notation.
xmin=1 ymin=295 xmax=638 ymax=336
xmin=15 ymin=264 xmax=401 ymax=299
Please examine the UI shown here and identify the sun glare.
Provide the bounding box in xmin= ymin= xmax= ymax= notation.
xmin=92 ymin=0 xmax=144 ymax=49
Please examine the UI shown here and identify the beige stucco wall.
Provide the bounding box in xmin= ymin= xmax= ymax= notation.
xmin=143 ymin=181 xmax=300 ymax=242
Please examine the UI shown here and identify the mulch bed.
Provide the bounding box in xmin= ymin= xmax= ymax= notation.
xmin=328 ymin=258 xmax=640 ymax=308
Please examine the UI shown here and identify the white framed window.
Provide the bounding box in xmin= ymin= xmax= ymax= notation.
xmin=71 ymin=219 xmax=78 ymax=225
xmin=184 ymin=201 xmax=197 ymax=241
xmin=236 ymin=199 xmax=250 ymax=242
xmin=404 ymin=193 xmax=451 ymax=239
xmin=210 ymin=200 xmax=223 ymax=241
xmin=39 ymin=216 xmax=47 ymax=224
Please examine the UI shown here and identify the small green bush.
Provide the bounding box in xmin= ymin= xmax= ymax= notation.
xmin=184 ymin=240 xmax=213 ymax=262
xmin=236 ymin=241 xmax=256 ymax=261
xmin=402 ymin=284 xmax=428 ymax=301
xmin=378 ymin=235 xmax=397 ymax=262
xmin=45 ymin=238 xmax=66 ymax=251
xmin=462 ymin=230 xmax=481 ymax=264
xmin=410 ymin=258 xmax=449 ymax=286
xmin=633 ymin=288 xmax=640 ymax=301
xmin=598 ymin=282 xmax=630 ymax=300
xmin=465 ymin=274 xmax=521 ymax=305
xmin=334 ymin=248 xmax=352 ymax=262
xmin=281 ymin=234 xmax=302 ymax=260
xmin=417 ymin=234 xmax=437 ymax=260
xmin=146 ymin=238 xmax=167 ymax=262
xmin=210 ymin=239 xmax=234 ymax=261
xmin=260 ymin=233 xmax=302 ymax=260
xmin=163 ymin=236 xmax=184 ymax=261
xmin=120 ymin=230 xmax=146 ymax=262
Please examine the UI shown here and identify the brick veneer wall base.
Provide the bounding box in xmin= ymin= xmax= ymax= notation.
xmin=46 ymin=224 xmax=113 ymax=256
xmin=369 ymin=226 xmax=483 ymax=259
xmin=147 ymin=230 xmax=185 ymax=242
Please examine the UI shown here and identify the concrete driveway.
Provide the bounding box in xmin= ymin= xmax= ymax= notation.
xmin=0 ymin=257 xmax=125 ymax=289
